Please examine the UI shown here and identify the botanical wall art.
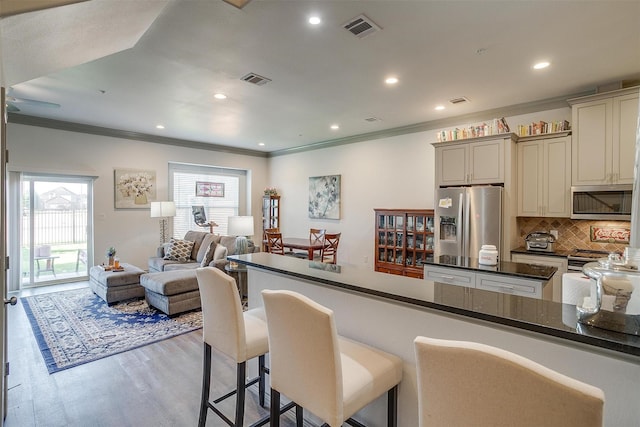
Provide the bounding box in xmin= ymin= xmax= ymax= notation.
xmin=309 ymin=174 xmax=341 ymax=219
xmin=114 ymin=168 xmax=156 ymax=209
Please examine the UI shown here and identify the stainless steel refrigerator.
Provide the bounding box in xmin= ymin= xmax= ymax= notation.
xmin=434 ymin=186 xmax=502 ymax=259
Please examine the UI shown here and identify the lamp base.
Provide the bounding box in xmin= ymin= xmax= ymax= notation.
xmin=235 ymin=236 xmax=248 ymax=255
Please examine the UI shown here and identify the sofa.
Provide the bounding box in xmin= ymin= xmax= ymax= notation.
xmin=148 ymin=230 xmax=258 ymax=273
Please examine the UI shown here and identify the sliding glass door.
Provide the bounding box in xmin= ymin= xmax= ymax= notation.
xmin=17 ymin=175 xmax=93 ymax=287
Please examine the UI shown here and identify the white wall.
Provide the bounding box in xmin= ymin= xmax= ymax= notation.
xmin=7 ymin=123 xmax=269 ymax=269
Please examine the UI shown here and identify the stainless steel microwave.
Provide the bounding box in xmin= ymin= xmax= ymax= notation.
xmin=571 ymin=185 xmax=633 ymax=220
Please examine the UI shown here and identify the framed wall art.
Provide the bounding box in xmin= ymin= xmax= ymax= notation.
xmin=196 ymin=181 xmax=225 ymax=197
xmin=114 ymin=168 xmax=156 ymax=209
xmin=309 ymin=174 xmax=341 ymax=219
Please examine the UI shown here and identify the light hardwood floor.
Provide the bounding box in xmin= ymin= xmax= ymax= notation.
xmin=5 ymin=282 xmax=296 ymax=426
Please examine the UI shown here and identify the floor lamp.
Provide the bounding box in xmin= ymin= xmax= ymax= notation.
xmin=227 ymin=216 xmax=254 ymax=255
xmin=151 ymin=201 xmax=176 ymax=245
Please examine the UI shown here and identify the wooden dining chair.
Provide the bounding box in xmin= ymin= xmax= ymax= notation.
xmin=266 ymin=232 xmax=285 ymax=255
xmin=320 ymin=232 xmax=341 ymax=264
xmin=262 ymin=227 xmax=279 ymax=252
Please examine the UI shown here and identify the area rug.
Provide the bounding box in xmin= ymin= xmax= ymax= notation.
xmin=21 ymin=287 xmax=202 ymax=374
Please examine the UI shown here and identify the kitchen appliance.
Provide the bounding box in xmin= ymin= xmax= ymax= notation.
xmin=434 ymin=186 xmax=502 ymax=259
xmin=571 ymin=185 xmax=633 ymax=220
xmin=567 ymin=249 xmax=622 ymax=272
xmin=524 ymin=231 xmax=556 ymax=252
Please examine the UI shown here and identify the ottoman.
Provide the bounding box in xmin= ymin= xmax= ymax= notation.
xmin=140 ymin=270 xmax=201 ymax=316
xmin=89 ymin=263 xmax=145 ymax=304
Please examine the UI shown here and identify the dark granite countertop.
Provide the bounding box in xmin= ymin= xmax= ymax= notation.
xmin=510 ymin=246 xmax=572 ymax=258
xmin=423 ymin=255 xmax=557 ymax=281
xmin=230 ymin=252 xmax=640 ymax=359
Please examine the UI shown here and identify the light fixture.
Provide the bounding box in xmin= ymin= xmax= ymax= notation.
xmin=435 ymin=105 xmax=445 ymax=111
xmin=330 ymin=124 xmax=340 ymax=130
xmin=309 ymin=16 xmax=321 ymax=25
xmin=150 ymin=201 xmax=176 ymax=245
xmin=385 ymin=77 xmax=399 ymax=85
xmin=214 ymin=93 xmax=227 ymax=100
xmin=227 ymin=216 xmax=254 ymax=255
xmin=156 ymin=124 xmax=165 ymax=129
xmin=533 ymin=61 xmax=550 ymax=70
xmin=258 ymin=142 xmax=265 ymax=146
xmin=222 ymin=0 xmax=252 ymax=9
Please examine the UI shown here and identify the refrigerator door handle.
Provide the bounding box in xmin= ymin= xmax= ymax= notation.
xmin=457 ymin=192 xmax=464 ymax=257
xmin=463 ymin=190 xmax=470 ymax=258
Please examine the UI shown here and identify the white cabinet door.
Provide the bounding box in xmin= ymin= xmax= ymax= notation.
xmin=572 ymin=98 xmax=612 ymax=185
xmin=517 ymin=136 xmax=571 ymax=217
xmin=613 ymin=92 xmax=639 ymax=184
xmin=437 ymin=144 xmax=467 ymax=186
xmin=510 ymin=253 xmax=567 ymax=302
xmin=469 ymin=139 xmax=504 ymax=184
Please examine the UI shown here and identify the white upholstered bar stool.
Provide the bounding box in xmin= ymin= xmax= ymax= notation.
xmin=414 ymin=336 xmax=605 ymax=427
xmin=262 ymin=289 xmax=403 ymax=427
xmin=195 ymin=267 xmax=273 ymax=427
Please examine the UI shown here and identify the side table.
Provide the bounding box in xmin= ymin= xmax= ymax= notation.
xmin=224 ymin=263 xmax=247 ymax=298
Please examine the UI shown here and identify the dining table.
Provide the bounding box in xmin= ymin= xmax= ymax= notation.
xmin=282 ymin=237 xmax=327 ymax=260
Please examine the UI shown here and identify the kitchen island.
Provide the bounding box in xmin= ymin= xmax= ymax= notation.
xmin=231 ymin=252 xmax=639 ymax=427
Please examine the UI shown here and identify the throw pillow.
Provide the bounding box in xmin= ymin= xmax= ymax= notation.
xmin=213 ymin=244 xmax=228 ymax=261
xmin=163 ymin=238 xmax=195 ymax=262
xmin=200 ymin=241 xmax=218 ymax=267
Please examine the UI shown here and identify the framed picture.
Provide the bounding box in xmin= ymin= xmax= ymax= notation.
xmin=114 ymin=168 xmax=156 ymax=209
xmin=196 ymin=181 xmax=225 ymax=197
xmin=309 ymin=174 xmax=341 ymax=219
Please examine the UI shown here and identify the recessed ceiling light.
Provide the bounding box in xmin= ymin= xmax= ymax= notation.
xmin=309 ymin=16 xmax=321 ymax=25
xmin=156 ymin=124 xmax=165 ymax=129
xmin=214 ymin=93 xmax=227 ymax=100
xmin=330 ymin=124 xmax=340 ymax=130
xmin=435 ymin=105 xmax=445 ymax=111
xmin=533 ymin=61 xmax=550 ymax=70
xmin=385 ymin=77 xmax=399 ymax=85
xmin=258 ymin=142 xmax=265 ymax=146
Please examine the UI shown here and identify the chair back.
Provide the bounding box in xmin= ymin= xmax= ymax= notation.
xmin=262 ymin=290 xmax=343 ymax=424
xmin=196 ymin=267 xmax=248 ymax=362
xmin=262 ymin=227 xmax=279 ymax=251
xmin=309 ymin=228 xmax=326 ymax=244
xmin=413 ymin=336 xmax=604 ymax=427
xmin=321 ymin=233 xmax=341 ymax=264
xmin=266 ymin=231 xmax=285 ymax=255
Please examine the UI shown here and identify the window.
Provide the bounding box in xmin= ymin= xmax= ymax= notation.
xmin=169 ymin=163 xmax=248 ymax=237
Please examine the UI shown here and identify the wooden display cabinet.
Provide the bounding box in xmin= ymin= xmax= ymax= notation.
xmin=374 ymin=209 xmax=434 ymax=279
xmin=262 ymin=195 xmax=280 ymax=251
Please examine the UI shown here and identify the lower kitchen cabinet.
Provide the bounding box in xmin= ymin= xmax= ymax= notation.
xmin=510 ymin=253 xmax=567 ymax=302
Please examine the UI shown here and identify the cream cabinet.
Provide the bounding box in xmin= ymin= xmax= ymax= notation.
xmin=517 ymin=133 xmax=571 ymax=217
xmin=510 ymin=253 xmax=567 ymax=302
xmin=433 ymin=135 xmax=511 ymax=186
xmin=569 ymin=87 xmax=639 ymax=186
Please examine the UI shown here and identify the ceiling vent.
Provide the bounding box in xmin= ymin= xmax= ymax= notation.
xmin=241 ymin=73 xmax=272 ymax=86
xmin=365 ymin=117 xmax=381 ymax=122
xmin=343 ymin=14 xmax=381 ymax=39
xmin=449 ymin=97 xmax=469 ymax=105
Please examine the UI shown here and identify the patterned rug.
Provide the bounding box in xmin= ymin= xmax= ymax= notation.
xmin=21 ymin=287 xmax=202 ymax=374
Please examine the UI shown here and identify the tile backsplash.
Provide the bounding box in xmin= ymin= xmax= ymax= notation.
xmin=516 ymin=217 xmax=631 ymax=253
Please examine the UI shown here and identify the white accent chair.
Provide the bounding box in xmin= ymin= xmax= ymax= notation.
xmin=261 ymin=289 xmax=403 ymax=427
xmin=414 ymin=336 xmax=605 ymax=427
xmin=196 ymin=267 xmax=280 ymax=427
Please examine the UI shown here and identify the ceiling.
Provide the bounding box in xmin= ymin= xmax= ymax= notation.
xmin=1 ymin=0 xmax=639 ymax=154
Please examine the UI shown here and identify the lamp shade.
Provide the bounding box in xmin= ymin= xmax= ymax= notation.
xmin=150 ymin=201 xmax=176 ymax=218
xmin=228 ymin=216 xmax=254 ymax=236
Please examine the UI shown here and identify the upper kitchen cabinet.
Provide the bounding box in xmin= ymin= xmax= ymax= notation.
xmin=568 ymin=87 xmax=639 ymax=186
xmin=433 ymin=134 xmax=516 ymax=187
xmin=517 ymin=133 xmax=572 ymax=217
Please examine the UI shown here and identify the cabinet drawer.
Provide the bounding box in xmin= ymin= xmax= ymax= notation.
xmin=424 ymin=266 xmax=475 ymax=288
xmin=476 ymin=273 xmax=543 ymax=298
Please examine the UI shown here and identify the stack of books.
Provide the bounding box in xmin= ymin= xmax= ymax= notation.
xmin=517 ymin=120 xmax=570 ymax=136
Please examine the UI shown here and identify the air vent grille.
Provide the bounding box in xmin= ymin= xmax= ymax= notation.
xmin=241 ymin=73 xmax=272 ymax=86
xmin=449 ymin=97 xmax=469 ymax=105
xmin=365 ymin=117 xmax=381 ymax=122
xmin=343 ymin=14 xmax=381 ymax=39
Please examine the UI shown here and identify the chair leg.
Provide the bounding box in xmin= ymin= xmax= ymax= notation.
xmin=198 ymin=343 xmax=212 ymax=427
xmin=270 ymin=388 xmax=280 ymax=427
xmin=258 ymin=355 xmax=266 ymax=407
xmin=235 ymin=362 xmax=246 ymax=426
xmin=295 ymin=404 xmax=303 ymax=426
xmin=387 ymin=385 xmax=398 ymax=427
